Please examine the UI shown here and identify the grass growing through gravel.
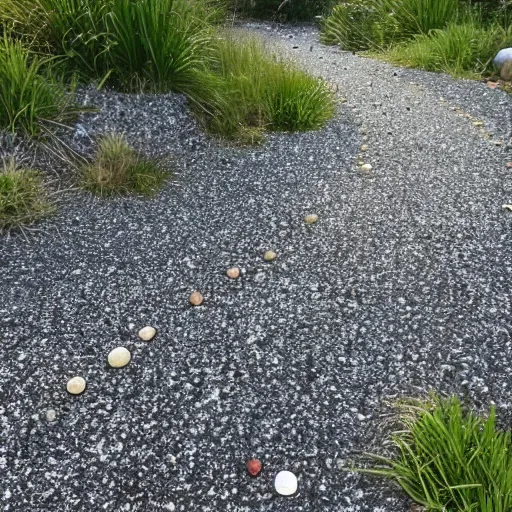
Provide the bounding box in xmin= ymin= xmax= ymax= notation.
xmin=321 ymin=0 xmax=512 ymax=78
xmin=189 ymin=34 xmax=335 ymax=139
xmin=0 ymin=159 xmax=55 ymax=232
xmin=0 ymin=35 xmax=77 ymax=135
xmin=0 ymin=0 xmax=334 ymax=142
xmin=360 ymin=396 xmax=512 ymax=511
xmin=381 ymin=20 xmax=512 ymax=78
xmin=82 ymin=134 xmax=168 ymax=197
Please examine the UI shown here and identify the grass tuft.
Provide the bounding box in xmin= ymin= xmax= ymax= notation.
xmin=0 ymin=159 xmax=55 ymax=232
xmin=188 ymin=34 xmax=334 ymax=139
xmin=359 ymin=395 xmax=512 ymax=512
xmin=0 ymin=35 xmax=77 ymax=135
xmin=381 ymin=20 xmax=512 ymax=77
xmin=82 ymin=133 xmax=168 ymax=197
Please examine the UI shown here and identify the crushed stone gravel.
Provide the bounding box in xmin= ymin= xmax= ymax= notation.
xmin=1 ymin=22 xmax=512 ymax=512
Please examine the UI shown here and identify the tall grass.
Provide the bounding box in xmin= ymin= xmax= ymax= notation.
xmin=188 ymin=34 xmax=334 ymax=138
xmin=321 ymin=0 xmax=461 ymax=50
xmin=0 ymin=36 xmax=77 ymax=135
xmin=360 ymin=396 xmax=512 ymax=512
xmin=384 ymin=20 xmax=512 ymax=77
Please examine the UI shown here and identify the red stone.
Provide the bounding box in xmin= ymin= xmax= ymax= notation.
xmin=247 ymin=459 xmax=262 ymax=477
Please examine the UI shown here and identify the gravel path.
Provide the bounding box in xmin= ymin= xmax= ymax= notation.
xmin=2 ymin=23 xmax=512 ymax=512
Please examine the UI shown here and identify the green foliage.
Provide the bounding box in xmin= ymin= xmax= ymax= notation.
xmin=321 ymin=0 xmax=461 ymax=50
xmin=232 ymin=0 xmax=335 ymax=21
xmin=360 ymin=396 xmax=512 ymax=512
xmin=383 ymin=20 xmax=512 ymax=77
xmin=1 ymin=0 xmax=214 ymax=92
xmin=188 ymin=34 xmax=334 ymax=139
xmin=81 ymin=133 xmax=168 ymax=196
xmin=0 ymin=159 xmax=55 ymax=232
xmin=0 ymin=35 xmax=77 ymax=135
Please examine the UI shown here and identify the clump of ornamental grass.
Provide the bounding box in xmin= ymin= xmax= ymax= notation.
xmin=358 ymin=395 xmax=512 ymax=512
xmin=81 ymin=133 xmax=168 ymax=197
xmin=188 ymin=34 xmax=335 ymax=140
xmin=0 ymin=158 xmax=55 ymax=232
xmin=381 ymin=20 xmax=512 ymax=77
xmin=0 ymin=35 xmax=77 ymax=135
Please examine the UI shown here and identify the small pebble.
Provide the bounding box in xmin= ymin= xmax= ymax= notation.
xmin=473 ymin=121 xmax=484 ymax=127
xmin=189 ymin=291 xmax=204 ymax=306
xmin=264 ymin=250 xmax=277 ymax=262
xmin=304 ymin=214 xmax=319 ymax=225
xmin=247 ymin=459 xmax=262 ymax=476
xmin=227 ymin=267 xmax=240 ymax=279
xmin=361 ymin=144 xmax=368 ymax=151
xmin=108 ymin=347 xmax=131 ymax=368
xmin=360 ymin=163 xmax=373 ymax=172
xmin=138 ymin=326 xmax=156 ymax=341
xmin=67 ymin=376 xmax=86 ymax=395
xmin=506 ymin=162 xmax=512 ymax=168
xmin=494 ymin=140 xmax=503 ymax=146
xmin=46 ymin=409 xmax=57 ymax=422
xmin=503 ymin=204 xmax=512 ymax=211
xmin=275 ymin=471 xmax=298 ymax=496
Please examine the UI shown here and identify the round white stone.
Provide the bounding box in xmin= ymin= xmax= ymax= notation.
xmin=275 ymin=471 xmax=298 ymax=496
xmin=494 ymin=48 xmax=512 ymax=67
xmin=67 ymin=376 xmax=86 ymax=395
xmin=108 ymin=347 xmax=131 ymax=368
xmin=304 ymin=214 xmax=319 ymax=225
xmin=360 ymin=163 xmax=373 ymax=172
xmin=138 ymin=326 xmax=156 ymax=341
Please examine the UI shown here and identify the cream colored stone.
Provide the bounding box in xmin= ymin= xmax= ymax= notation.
xmin=304 ymin=214 xmax=319 ymax=225
xmin=67 ymin=376 xmax=86 ymax=395
xmin=264 ymin=250 xmax=277 ymax=262
xmin=473 ymin=121 xmax=484 ymax=127
xmin=275 ymin=471 xmax=298 ymax=496
xmin=108 ymin=347 xmax=131 ymax=368
xmin=138 ymin=326 xmax=156 ymax=341
xmin=226 ymin=267 xmax=240 ymax=279
xmin=360 ymin=163 xmax=373 ymax=172
xmin=189 ymin=291 xmax=204 ymax=306
xmin=361 ymin=144 xmax=368 ymax=151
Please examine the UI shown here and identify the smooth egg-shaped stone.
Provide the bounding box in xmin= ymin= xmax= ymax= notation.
xmin=67 ymin=376 xmax=86 ymax=395
xmin=360 ymin=163 xmax=373 ymax=172
xmin=138 ymin=326 xmax=156 ymax=341
xmin=264 ymin=250 xmax=277 ymax=262
xmin=304 ymin=214 xmax=318 ymax=225
xmin=189 ymin=291 xmax=204 ymax=306
xmin=275 ymin=471 xmax=297 ymax=496
xmin=108 ymin=347 xmax=131 ymax=368
xmin=227 ymin=267 xmax=240 ymax=279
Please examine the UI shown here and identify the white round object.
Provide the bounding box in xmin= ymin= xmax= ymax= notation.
xmin=494 ymin=48 xmax=512 ymax=67
xmin=275 ymin=471 xmax=298 ymax=496
xmin=138 ymin=326 xmax=156 ymax=341
xmin=108 ymin=347 xmax=131 ymax=368
xmin=360 ymin=163 xmax=373 ymax=172
xmin=67 ymin=376 xmax=86 ymax=395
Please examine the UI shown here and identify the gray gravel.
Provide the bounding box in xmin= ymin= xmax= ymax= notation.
xmin=2 ymin=23 xmax=512 ymax=512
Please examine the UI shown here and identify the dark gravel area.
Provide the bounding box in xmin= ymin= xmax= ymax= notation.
xmin=2 ymin=24 xmax=512 ymax=512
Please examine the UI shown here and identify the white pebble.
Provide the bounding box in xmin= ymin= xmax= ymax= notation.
xmin=275 ymin=471 xmax=298 ymax=496
xmin=108 ymin=347 xmax=131 ymax=368
xmin=360 ymin=163 xmax=373 ymax=172
xmin=67 ymin=376 xmax=86 ymax=395
xmin=138 ymin=326 xmax=156 ymax=341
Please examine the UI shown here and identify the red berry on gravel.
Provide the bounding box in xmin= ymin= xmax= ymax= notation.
xmin=247 ymin=459 xmax=262 ymax=476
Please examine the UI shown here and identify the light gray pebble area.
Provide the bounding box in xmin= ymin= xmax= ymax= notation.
xmin=1 ymin=23 xmax=512 ymax=512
